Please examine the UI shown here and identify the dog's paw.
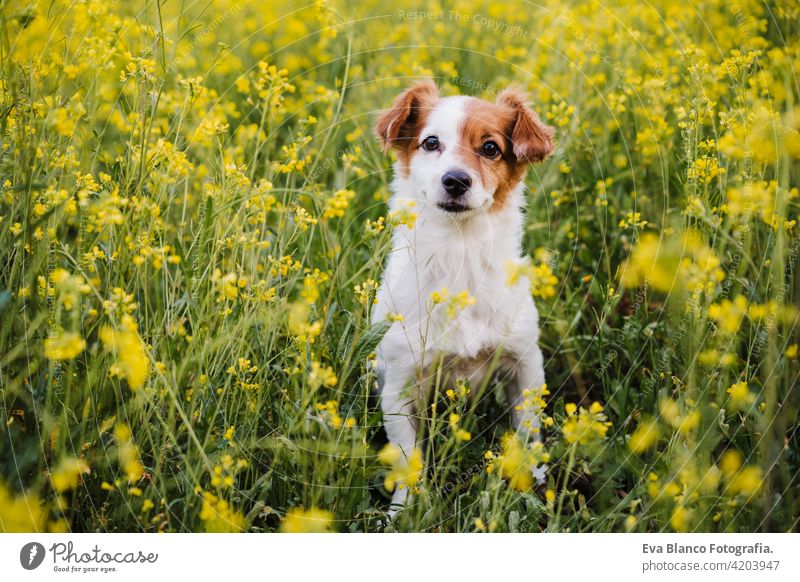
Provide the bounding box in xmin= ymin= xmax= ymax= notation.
xmin=532 ymin=463 xmax=547 ymax=485
xmin=386 ymin=485 xmax=409 ymax=520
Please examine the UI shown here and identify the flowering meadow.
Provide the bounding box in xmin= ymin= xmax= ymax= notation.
xmin=1 ymin=0 xmax=799 ymax=533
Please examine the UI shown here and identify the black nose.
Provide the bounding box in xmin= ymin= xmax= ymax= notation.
xmin=442 ymin=171 xmax=471 ymax=197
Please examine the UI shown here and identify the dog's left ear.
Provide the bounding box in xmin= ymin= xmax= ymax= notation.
xmin=496 ymin=88 xmax=555 ymax=163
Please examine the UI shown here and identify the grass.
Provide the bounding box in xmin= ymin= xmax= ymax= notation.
xmin=0 ymin=0 xmax=799 ymax=532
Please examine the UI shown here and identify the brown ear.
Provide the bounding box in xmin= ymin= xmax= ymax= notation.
xmin=375 ymin=79 xmax=439 ymax=152
xmin=496 ymin=87 xmax=555 ymax=163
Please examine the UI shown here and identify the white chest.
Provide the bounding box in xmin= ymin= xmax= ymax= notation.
xmin=374 ymin=204 xmax=539 ymax=363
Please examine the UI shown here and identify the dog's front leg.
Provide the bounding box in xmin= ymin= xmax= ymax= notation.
xmin=379 ymin=361 xmax=419 ymax=514
xmin=506 ymin=345 xmax=547 ymax=483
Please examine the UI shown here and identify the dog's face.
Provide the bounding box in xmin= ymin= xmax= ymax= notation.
xmin=376 ymin=80 xmax=555 ymax=216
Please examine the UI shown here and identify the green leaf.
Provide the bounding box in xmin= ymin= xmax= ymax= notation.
xmin=350 ymin=320 xmax=391 ymax=367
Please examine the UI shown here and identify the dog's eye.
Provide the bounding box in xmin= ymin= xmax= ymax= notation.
xmin=480 ymin=141 xmax=500 ymax=158
xmin=421 ymin=136 xmax=440 ymax=152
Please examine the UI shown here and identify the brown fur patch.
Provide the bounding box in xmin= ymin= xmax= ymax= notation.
xmin=457 ymin=99 xmax=520 ymax=211
xmin=375 ymin=79 xmax=439 ymax=173
xmin=457 ymin=90 xmax=555 ymax=211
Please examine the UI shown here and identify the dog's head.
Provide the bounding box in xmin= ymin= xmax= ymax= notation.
xmin=376 ymin=79 xmax=555 ymax=216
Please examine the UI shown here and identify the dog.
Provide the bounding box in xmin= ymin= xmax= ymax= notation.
xmin=372 ymin=79 xmax=555 ymax=512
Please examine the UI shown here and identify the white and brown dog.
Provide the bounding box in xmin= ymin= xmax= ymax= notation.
xmin=372 ymin=79 xmax=555 ymax=512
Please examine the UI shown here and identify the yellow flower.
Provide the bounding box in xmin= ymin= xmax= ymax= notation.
xmin=287 ymin=301 xmax=322 ymax=341
xmin=444 ymin=290 xmax=476 ymax=318
xmin=0 ymin=482 xmax=46 ymax=532
xmin=785 ymin=344 xmax=798 ymax=359
xmin=658 ymin=398 xmax=702 ymax=435
xmin=719 ymin=450 xmax=743 ymax=476
xmin=378 ymin=443 xmax=423 ymax=492
xmin=531 ymin=263 xmax=559 ymax=299
xmin=10 ymin=13 xmax=49 ymax=64
xmin=213 ymin=271 xmax=240 ymax=300
xmin=621 ymin=230 xmax=724 ymax=298
xmin=290 ymin=205 xmax=318 ymax=231
xmin=688 ymin=155 xmax=725 ymax=185
xmin=504 ymin=260 xmax=526 ymax=286
xmin=619 ymin=211 xmax=648 ymax=229
xmin=454 ymin=429 xmax=471 ymax=442
xmin=659 ymin=398 xmax=680 ymax=427
xmin=300 ymin=269 xmax=330 ymax=304
xmin=448 ymin=413 xmax=472 ymax=441
xmin=719 ymin=449 xmax=762 ymax=500
xmin=388 ymin=199 xmax=417 ymax=229
xmin=115 ymin=424 xmax=144 ymax=483
xmin=354 ymin=279 xmax=378 ymax=305
xmin=492 ymin=433 xmax=548 ymax=492
xmin=199 ymin=491 xmax=246 ymax=532
xmin=727 ymin=466 xmax=762 ymax=498
xmin=50 ymin=268 xmax=90 ymax=310
xmin=724 ymin=181 xmax=777 ymax=225
xmin=726 ymin=381 xmax=756 ymax=410
xmin=364 ymin=216 xmax=386 ymax=236
xmin=699 ymin=349 xmax=737 ymax=367
xmin=322 ymin=189 xmax=355 ymax=219
xmin=708 ymin=295 xmax=749 ymax=335
xmin=44 ymin=331 xmax=86 ymax=360
xmin=430 ymin=287 xmax=448 ymax=304
xmin=99 ymin=315 xmax=150 ymax=390
xmin=301 ymin=275 xmax=320 ymax=304
xmin=50 ymin=457 xmax=89 ymax=492
xmin=670 ymin=505 xmax=692 ymax=532
xmin=377 ymin=442 xmax=401 ymax=466
xmin=628 ymin=419 xmax=660 ymax=453
xmin=309 ymin=361 xmax=337 ymax=388
xmin=562 ymin=402 xmax=611 ymax=446
xmin=504 ymin=259 xmax=558 ymax=299
xmin=280 ymin=507 xmax=334 ymax=533
xmin=677 ymin=410 xmax=701 ymax=436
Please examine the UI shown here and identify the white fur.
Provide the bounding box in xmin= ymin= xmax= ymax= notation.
xmin=373 ymin=100 xmax=547 ymax=514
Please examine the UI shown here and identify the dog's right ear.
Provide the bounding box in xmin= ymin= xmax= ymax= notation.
xmin=376 ymin=79 xmax=439 ymax=152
